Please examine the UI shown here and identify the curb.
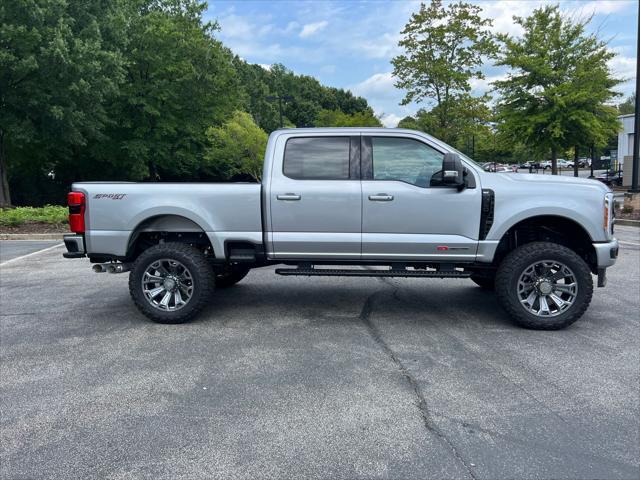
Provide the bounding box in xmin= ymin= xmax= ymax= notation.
xmin=615 ymin=219 xmax=640 ymax=227
xmin=0 ymin=233 xmax=67 ymax=240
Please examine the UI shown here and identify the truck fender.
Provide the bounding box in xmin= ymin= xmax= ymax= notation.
xmin=489 ymin=208 xmax=597 ymax=242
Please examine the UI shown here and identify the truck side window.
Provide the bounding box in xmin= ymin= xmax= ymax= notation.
xmin=284 ymin=137 xmax=350 ymax=180
xmin=372 ymin=137 xmax=443 ymax=188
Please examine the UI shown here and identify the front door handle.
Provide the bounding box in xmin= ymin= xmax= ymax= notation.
xmin=368 ymin=194 xmax=394 ymax=202
xmin=277 ymin=193 xmax=301 ymax=201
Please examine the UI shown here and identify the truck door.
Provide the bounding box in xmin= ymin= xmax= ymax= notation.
xmin=360 ymin=134 xmax=482 ymax=262
xmin=267 ymin=133 xmax=362 ymax=260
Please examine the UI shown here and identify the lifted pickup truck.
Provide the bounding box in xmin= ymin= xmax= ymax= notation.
xmin=63 ymin=128 xmax=618 ymax=329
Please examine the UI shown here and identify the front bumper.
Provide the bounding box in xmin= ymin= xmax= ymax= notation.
xmin=63 ymin=234 xmax=86 ymax=258
xmin=593 ymin=238 xmax=618 ymax=269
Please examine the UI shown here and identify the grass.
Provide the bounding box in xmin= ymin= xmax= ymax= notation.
xmin=0 ymin=205 xmax=68 ymax=227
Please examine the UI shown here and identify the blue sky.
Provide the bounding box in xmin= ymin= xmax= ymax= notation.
xmin=205 ymin=0 xmax=638 ymax=127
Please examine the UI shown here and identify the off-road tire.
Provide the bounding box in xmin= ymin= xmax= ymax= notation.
xmin=215 ymin=266 xmax=250 ymax=288
xmin=470 ymin=274 xmax=495 ymax=290
xmin=495 ymin=241 xmax=593 ymax=330
xmin=129 ymin=242 xmax=214 ymax=324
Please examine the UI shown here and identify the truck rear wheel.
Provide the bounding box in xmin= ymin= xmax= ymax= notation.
xmin=129 ymin=242 xmax=214 ymax=324
xmin=495 ymin=241 xmax=593 ymax=330
xmin=215 ymin=266 xmax=250 ymax=288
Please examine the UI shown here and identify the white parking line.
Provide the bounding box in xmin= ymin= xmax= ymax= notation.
xmin=0 ymin=243 xmax=64 ymax=266
xmin=619 ymin=241 xmax=640 ymax=246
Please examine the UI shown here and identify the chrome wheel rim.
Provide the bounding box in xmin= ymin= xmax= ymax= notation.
xmin=517 ymin=260 xmax=578 ymax=317
xmin=141 ymin=259 xmax=194 ymax=311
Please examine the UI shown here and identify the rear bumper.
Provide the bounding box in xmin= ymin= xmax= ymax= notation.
xmin=593 ymin=238 xmax=618 ymax=269
xmin=63 ymin=234 xmax=86 ymax=258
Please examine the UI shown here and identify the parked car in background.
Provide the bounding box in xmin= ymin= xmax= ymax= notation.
xmin=483 ymin=163 xmax=515 ymax=173
xmin=540 ymin=159 xmax=570 ymax=170
xmin=567 ymin=159 xmax=588 ymax=168
xmin=596 ymin=171 xmax=623 ymax=187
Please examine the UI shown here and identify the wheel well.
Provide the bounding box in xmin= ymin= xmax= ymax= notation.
xmin=126 ymin=215 xmax=214 ymax=261
xmin=494 ymin=216 xmax=597 ymax=273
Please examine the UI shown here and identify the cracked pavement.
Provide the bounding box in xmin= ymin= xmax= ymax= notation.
xmin=1 ymin=226 xmax=639 ymax=479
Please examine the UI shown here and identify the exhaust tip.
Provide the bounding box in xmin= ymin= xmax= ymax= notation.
xmin=106 ymin=265 xmax=117 ymax=274
xmin=92 ymin=264 xmax=105 ymax=273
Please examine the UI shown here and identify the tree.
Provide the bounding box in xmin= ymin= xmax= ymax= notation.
xmin=493 ymin=6 xmax=621 ymax=175
xmin=392 ymin=0 xmax=496 ymax=144
xmin=396 ymin=94 xmax=492 ymax=154
xmin=618 ymin=94 xmax=635 ymax=115
xmin=315 ymin=109 xmax=382 ymax=127
xmin=0 ymin=0 xmax=126 ymax=206
xmin=101 ymin=0 xmax=240 ymax=182
xmin=204 ymin=111 xmax=268 ymax=182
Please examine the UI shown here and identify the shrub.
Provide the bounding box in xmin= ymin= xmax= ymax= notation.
xmin=0 ymin=206 xmax=68 ymax=226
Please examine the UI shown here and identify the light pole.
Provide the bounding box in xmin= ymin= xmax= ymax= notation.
xmin=630 ymin=0 xmax=640 ymax=192
xmin=266 ymin=95 xmax=294 ymax=129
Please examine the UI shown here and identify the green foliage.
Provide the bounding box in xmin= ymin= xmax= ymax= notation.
xmin=392 ymin=0 xmax=496 ymax=146
xmin=493 ymin=6 xmax=621 ymax=172
xmin=0 ymin=205 xmax=67 ymax=226
xmin=233 ymin=62 xmax=376 ymax=132
xmin=204 ymin=112 xmax=268 ymax=182
xmin=0 ymin=0 xmax=126 ymax=206
xmin=315 ymin=110 xmax=382 ymax=127
xmin=618 ymin=94 xmax=635 ymax=115
xmin=1 ymin=1 xmax=378 ymax=206
xmin=397 ymin=94 xmax=492 ymax=154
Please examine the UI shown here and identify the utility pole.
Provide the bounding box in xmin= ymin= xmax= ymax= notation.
xmin=266 ymin=95 xmax=294 ymax=129
xmin=630 ymin=0 xmax=640 ymax=192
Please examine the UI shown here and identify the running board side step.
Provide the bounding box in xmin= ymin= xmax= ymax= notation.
xmin=275 ymin=267 xmax=471 ymax=278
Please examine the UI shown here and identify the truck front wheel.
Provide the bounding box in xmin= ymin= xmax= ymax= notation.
xmin=129 ymin=242 xmax=214 ymax=324
xmin=495 ymin=242 xmax=593 ymax=330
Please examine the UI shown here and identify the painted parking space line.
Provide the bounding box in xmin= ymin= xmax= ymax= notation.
xmin=0 ymin=243 xmax=64 ymax=266
xmin=619 ymin=241 xmax=640 ymax=246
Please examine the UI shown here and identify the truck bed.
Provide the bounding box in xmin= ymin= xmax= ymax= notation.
xmin=72 ymin=182 xmax=262 ymax=257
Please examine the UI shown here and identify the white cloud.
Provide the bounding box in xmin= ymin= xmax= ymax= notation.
xmin=218 ymin=14 xmax=255 ymax=38
xmin=609 ymin=54 xmax=637 ymax=80
xmin=351 ymin=72 xmax=397 ymax=98
xmin=351 ymin=72 xmax=412 ymax=128
xmin=469 ymin=73 xmax=508 ymax=95
xmin=299 ymin=21 xmax=328 ymax=38
xmin=284 ymin=21 xmax=299 ymax=34
xmin=349 ymin=32 xmax=402 ymax=59
xmin=379 ymin=113 xmax=402 ymax=128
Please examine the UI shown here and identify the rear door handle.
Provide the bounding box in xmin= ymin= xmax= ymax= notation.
xmin=277 ymin=193 xmax=301 ymax=201
xmin=368 ymin=194 xmax=394 ymax=202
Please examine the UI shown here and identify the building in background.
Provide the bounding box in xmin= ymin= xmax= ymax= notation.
xmin=618 ymin=114 xmax=637 ymax=187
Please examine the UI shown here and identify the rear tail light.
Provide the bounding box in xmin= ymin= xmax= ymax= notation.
xmin=68 ymin=191 xmax=86 ymax=233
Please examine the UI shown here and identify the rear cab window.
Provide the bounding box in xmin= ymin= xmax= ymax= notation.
xmin=283 ymin=137 xmax=351 ymax=180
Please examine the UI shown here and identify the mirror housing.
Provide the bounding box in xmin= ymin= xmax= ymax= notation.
xmin=442 ymin=153 xmax=465 ymax=189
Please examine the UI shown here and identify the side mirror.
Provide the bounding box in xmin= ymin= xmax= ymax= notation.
xmin=442 ymin=153 xmax=465 ymax=189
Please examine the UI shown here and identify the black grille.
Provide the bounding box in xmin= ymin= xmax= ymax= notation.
xmin=479 ymin=189 xmax=495 ymax=240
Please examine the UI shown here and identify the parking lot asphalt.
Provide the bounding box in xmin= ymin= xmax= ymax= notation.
xmin=1 ymin=227 xmax=638 ymax=479
xmin=0 ymin=240 xmax=62 ymax=263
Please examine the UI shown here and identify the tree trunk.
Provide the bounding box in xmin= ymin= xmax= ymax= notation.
xmin=551 ymin=146 xmax=558 ymax=175
xmin=573 ymin=145 xmax=579 ymax=178
xmin=0 ymin=130 xmax=12 ymax=207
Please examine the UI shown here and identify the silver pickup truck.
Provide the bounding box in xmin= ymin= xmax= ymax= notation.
xmin=63 ymin=128 xmax=618 ymax=329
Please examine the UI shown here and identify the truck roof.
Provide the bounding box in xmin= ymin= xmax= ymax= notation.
xmin=273 ymin=127 xmax=419 ymax=134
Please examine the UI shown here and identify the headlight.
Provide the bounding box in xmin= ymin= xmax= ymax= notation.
xmin=603 ymin=193 xmax=614 ymax=238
